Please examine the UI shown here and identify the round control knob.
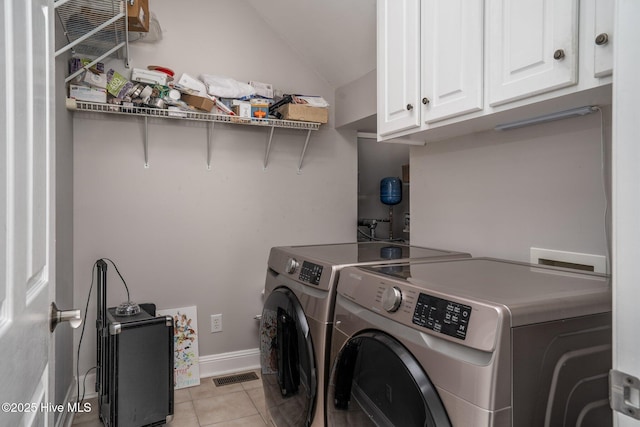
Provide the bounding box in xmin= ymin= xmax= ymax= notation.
xmin=595 ymin=33 xmax=609 ymax=46
xmin=382 ymin=286 xmax=403 ymax=312
xmin=285 ymin=258 xmax=299 ymax=274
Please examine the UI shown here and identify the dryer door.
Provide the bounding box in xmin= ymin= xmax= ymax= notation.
xmin=328 ymin=331 xmax=451 ymax=427
xmin=260 ymin=287 xmax=317 ymax=426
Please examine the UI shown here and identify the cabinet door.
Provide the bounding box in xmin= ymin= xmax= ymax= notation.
xmin=421 ymin=0 xmax=483 ymax=123
xmin=377 ymin=0 xmax=421 ymax=137
xmin=593 ymin=0 xmax=613 ymax=77
xmin=487 ymin=0 xmax=579 ymax=106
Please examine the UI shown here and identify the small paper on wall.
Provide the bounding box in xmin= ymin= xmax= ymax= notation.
xmin=158 ymin=305 xmax=201 ymax=389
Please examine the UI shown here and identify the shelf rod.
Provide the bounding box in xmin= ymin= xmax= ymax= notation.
xmin=144 ymin=116 xmax=149 ymax=168
xmin=55 ymin=13 xmax=125 ymax=57
xmin=53 ymin=0 xmax=76 ymax=9
xmin=207 ymin=122 xmax=214 ymax=170
xmin=297 ymin=130 xmax=312 ymax=172
xmin=263 ymin=127 xmax=276 ymax=170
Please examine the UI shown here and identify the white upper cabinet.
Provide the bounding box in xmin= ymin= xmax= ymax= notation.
xmin=377 ymin=0 xmax=421 ymax=137
xmin=592 ymin=0 xmax=614 ymax=78
xmin=421 ymin=0 xmax=483 ymax=123
xmin=377 ymin=0 xmax=483 ymax=139
xmin=487 ymin=0 xmax=579 ymax=106
xmin=376 ymin=0 xmax=612 ymax=143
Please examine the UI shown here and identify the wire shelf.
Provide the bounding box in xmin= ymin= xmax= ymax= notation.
xmin=68 ymin=100 xmax=322 ymax=130
xmin=55 ymin=0 xmax=129 ymax=80
xmin=68 ymin=99 xmax=321 ymax=171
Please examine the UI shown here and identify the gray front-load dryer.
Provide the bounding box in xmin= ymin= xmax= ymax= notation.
xmin=328 ymin=258 xmax=612 ymax=426
xmin=259 ymin=242 xmax=470 ymax=427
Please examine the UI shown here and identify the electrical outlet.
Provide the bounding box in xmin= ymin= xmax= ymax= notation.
xmin=211 ymin=314 xmax=222 ymax=333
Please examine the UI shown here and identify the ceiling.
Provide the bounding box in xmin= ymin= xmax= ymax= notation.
xmin=245 ymin=0 xmax=377 ymax=90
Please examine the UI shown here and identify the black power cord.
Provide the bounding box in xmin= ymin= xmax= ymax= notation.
xmin=75 ymin=258 xmax=132 ymax=406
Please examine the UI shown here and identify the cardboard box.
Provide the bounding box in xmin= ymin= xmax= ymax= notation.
xmin=402 ymin=164 xmax=410 ymax=183
xmin=82 ymin=71 xmax=108 ymax=89
xmin=232 ymin=101 xmax=251 ymax=118
xmin=69 ymin=84 xmax=107 ymax=103
xmin=131 ymin=68 xmax=168 ymax=86
xmin=250 ymin=99 xmax=269 ymax=119
xmin=127 ymin=0 xmax=149 ymax=32
xmin=278 ymin=104 xmax=328 ymax=123
xmin=106 ymin=69 xmax=133 ymax=98
xmin=181 ymin=93 xmax=215 ymax=112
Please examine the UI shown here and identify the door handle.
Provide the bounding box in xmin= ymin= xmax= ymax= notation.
xmin=50 ymin=302 xmax=82 ymax=332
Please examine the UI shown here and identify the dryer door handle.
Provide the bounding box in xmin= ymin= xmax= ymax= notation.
xmin=277 ymin=309 xmax=300 ymax=397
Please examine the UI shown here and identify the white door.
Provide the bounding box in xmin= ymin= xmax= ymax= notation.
xmin=421 ymin=0 xmax=483 ymax=123
xmin=1 ymin=0 xmax=57 ymax=426
xmin=487 ymin=0 xmax=579 ymax=106
xmin=377 ymin=0 xmax=421 ymax=137
xmin=611 ymin=1 xmax=640 ymax=425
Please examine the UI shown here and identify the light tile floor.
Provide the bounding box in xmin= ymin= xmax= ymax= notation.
xmin=71 ymin=370 xmax=268 ymax=427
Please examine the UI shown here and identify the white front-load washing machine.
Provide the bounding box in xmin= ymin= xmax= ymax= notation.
xmin=259 ymin=242 xmax=471 ymax=426
xmin=327 ymin=258 xmax=612 ymax=427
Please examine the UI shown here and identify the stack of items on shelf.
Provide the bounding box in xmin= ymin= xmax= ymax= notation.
xmin=66 ymin=60 xmax=329 ymax=124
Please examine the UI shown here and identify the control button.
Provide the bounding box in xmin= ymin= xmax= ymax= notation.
xmin=285 ymin=258 xmax=299 ymax=274
xmin=381 ymin=286 xmax=403 ymax=312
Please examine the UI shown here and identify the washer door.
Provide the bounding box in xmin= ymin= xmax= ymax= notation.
xmin=260 ymin=287 xmax=317 ymax=426
xmin=328 ymin=331 xmax=451 ymax=427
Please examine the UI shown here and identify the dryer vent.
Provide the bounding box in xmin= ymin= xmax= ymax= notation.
xmin=529 ymin=247 xmax=607 ymax=274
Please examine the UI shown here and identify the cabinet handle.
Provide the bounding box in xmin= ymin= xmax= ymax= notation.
xmin=422 ymin=97 xmax=430 ymax=105
xmin=406 ymin=104 xmax=413 ymax=111
xmin=553 ymin=49 xmax=565 ymax=60
xmin=595 ymin=33 xmax=609 ymax=46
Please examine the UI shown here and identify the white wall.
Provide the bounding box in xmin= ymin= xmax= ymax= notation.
xmin=73 ymin=0 xmax=356 ymax=377
xmin=410 ymin=110 xmax=610 ymax=263
xmin=335 ymin=70 xmax=376 ymax=130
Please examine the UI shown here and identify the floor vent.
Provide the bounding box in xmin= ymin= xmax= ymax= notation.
xmin=212 ymin=372 xmax=259 ymax=387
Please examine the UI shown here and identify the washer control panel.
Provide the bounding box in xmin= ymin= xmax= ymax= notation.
xmin=299 ymin=261 xmax=323 ymax=286
xmin=412 ymin=293 xmax=472 ymax=340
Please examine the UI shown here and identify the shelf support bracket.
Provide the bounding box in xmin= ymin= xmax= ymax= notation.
xmin=263 ymin=126 xmax=276 ymax=170
xmin=297 ymin=130 xmax=312 ymax=173
xmin=143 ymin=116 xmax=149 ymax=168
xmin=207 ymin=122 xmax=214 ymax=170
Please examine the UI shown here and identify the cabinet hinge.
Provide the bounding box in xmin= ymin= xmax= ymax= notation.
xmin=610 ymin=369 xmax=640 ymax=419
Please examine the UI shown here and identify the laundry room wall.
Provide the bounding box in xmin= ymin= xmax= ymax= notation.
xmin=410 ymin=109 xmax=610 ymax=265
xmin=73 ymin=0 xmax=357 ymax=378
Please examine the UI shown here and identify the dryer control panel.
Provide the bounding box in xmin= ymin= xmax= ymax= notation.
xmin=299 ymin=261 xmax=323 ymax=286
xmin=412 ymin=293 xmax=472 ymax=340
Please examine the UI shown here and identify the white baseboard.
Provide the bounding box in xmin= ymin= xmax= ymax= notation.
xmin=77 ymin=372 xmax=98 ymax=400
xmin=77 ymin=348 xmax=261 ymax=398
xmin=197 ymin=348 xmax=261 ymax=379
